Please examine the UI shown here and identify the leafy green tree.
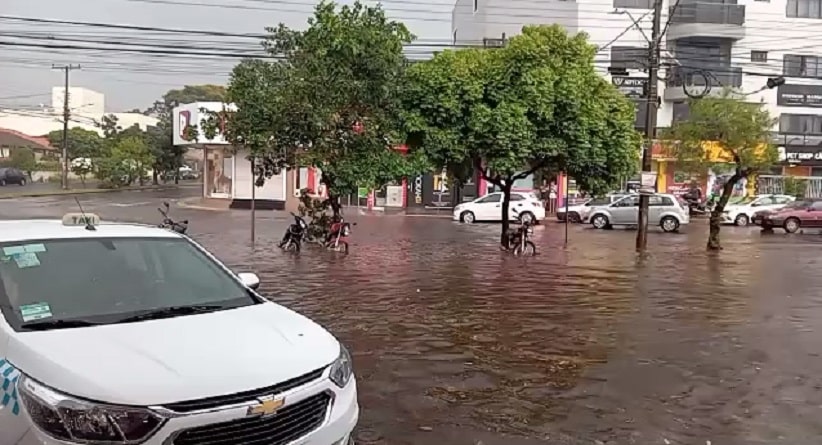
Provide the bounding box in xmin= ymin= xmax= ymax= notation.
xmin=96 ymin=136 xmax=154 ymax=187
xmin=402 ymin=25 xmax=640 ymax=247
xmin=666 ymin=93 xmax=777 ymax=250
xmin=206 ymin=1 xmax=417 ymax=217
xmin=46 ymin=127 xmax=105 ymax=159
xmin=146 ymin=84 xmax=226 ymax=184
xmin=6 ymin=147 xmax=36 ymax=178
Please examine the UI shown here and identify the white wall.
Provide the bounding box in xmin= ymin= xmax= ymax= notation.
xmin=0 ymin=110 xmax=158 ymax=137
xmin=51 ymin=87 xmax=105 ymax=115
xmin=172 ymin=102 xmax=236 ymax=146
xmin=233 ymin=150 xmax=286 ymax=201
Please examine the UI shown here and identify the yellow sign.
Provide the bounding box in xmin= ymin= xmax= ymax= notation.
xmin=247 ymin=396 xmax=285 ymax=417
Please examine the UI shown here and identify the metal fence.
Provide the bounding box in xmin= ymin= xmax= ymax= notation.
xmin=756 ymin=175 xmax=822 ymax=197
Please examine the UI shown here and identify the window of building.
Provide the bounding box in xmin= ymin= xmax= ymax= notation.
xmin=787 ymin=0 xmax=822 ymax=18
xmin=613 ymin=0 xmax=653 ymax=8
xmin=811 ymin=167 xmax=822 ymax=176
xmin=751 ymin=50 xmax=768 ymax=63
xmin=783 ymin=54 xmax=822 ymax=78
xmin=473 ymin=0 xmax=478 ymax=12
xmin=610 ymin=46 xmax=647 ymax=70
xmin=779 ymin=114 xmax=822 ymax=135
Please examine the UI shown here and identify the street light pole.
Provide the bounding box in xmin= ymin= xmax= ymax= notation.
xmin=52 ymin=64 xmax=81 ymax=190
xmin=636 ymin=0 xmax=663 ymax=252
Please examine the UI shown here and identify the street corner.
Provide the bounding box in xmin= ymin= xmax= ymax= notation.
xmin=176 ymin=197 xmax=232 ymax=212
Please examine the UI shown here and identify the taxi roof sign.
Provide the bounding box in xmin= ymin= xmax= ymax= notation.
xmin=62 ymin=213 xmax=101 ymax=227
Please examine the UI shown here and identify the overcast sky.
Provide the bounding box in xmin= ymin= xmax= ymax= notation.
xmin=0 ymin=0 xmax=454 ymax=112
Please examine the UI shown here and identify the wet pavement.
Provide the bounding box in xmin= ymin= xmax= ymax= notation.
xmin=3 ymin=190 xmax=822 ymax=445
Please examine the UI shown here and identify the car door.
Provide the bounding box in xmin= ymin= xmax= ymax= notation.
xmin=9 ymin=169 xmax=23 ymax=183
xmin=610 ymin=195 xmax=639 ymax=224
xmin=473 ymin=193 xmax=503 ymax=221
xmin=806 ymin=201 xmax=822 ymax=227
xmin=647 ymin=195 xmax=664 ymax=222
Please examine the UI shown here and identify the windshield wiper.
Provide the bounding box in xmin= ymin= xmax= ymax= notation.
xmin=115 ymin=305 xmax=225 ymax=323
xmin=21 ymin=319 xmax=102 ymax=331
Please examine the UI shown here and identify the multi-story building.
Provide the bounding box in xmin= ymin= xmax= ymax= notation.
xmin=452 ymin=0 xmax=822 ymax=191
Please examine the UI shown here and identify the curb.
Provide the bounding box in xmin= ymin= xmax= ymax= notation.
xmin=0 ymin=184 xmax=199 ymax=200
xmin=176 ymin=200 xmax=230 ymax=212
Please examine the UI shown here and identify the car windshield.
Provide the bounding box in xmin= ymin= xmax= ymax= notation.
xmin=736 ymin=196 xmax=758 ymax=205
xmin=0 ymin=237 xmax=257 ymax=331
xmin=785 ymin=200 xmax=812 ymax=209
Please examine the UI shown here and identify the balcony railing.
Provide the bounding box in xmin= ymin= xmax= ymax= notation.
xmin=669 ymin=3 xmax=745 ymax=26
xmin=667 ymin=65 xmax=743 ymax=89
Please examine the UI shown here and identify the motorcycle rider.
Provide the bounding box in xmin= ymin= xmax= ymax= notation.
xmin=683 ymin=180 xmax=703 ymax=204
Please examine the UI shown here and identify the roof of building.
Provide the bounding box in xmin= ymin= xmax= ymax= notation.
xmin=0 ymin=220 xmax=180 ymax=244
xmin=0 ymin=128 xmax=55 ymax=151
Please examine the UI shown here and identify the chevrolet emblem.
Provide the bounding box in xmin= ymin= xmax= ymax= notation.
xmin=247 ymin=396 xmax=285 ymax=417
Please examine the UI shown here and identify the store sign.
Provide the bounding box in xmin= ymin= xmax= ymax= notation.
xmin=778 ymin=145 xmax=822 ymax=164
xmin=612 ymin=76 xmax=648 ymax=98
xmin=776 ymin=84 xmax=822 ymax=107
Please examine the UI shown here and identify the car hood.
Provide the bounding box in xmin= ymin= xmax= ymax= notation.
xmin=559 ymin=204 xmax=587 ymax=212
xmin=6 ymin=303 xmax=339 ymax=405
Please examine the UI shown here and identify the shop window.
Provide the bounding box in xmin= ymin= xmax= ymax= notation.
xmin=811 ymin=167 xmax=822 ymax=176
xmin=293 ymin=167 xmax=310 ymax=195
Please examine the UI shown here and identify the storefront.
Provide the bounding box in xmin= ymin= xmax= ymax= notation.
xmin=406 ymin=168 xmax=482 ymax=209
xmin=651 ymin=141 xmax=755 ymax=198
xmin=173 ymin=102 xmax=288 ymax=210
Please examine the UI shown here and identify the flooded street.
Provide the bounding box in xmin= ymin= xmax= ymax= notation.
xmin=3 ymin=191 xmax=822 ymax=444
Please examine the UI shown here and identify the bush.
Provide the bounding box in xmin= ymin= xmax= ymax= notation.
xmin=36 ymin=160 xmax=61 ymax=172
xmin=783 ymin=176 xmax=807 ymax=198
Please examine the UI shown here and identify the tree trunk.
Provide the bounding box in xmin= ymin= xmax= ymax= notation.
xmin=707 ymin=173 xmax=742 ymax=251
xmin=320 ymin=172 xmax=342 ymax=217
xmin=152 ymin=170 xmax=159 ymax=185
xmin=499 ymin=181 xmax=513 ymax=249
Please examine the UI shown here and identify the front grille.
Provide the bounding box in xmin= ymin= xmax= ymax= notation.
xmin=173 ymin=392 xmax=331 ymax=445
xmin=162 ymin=367 xmax=326 ymax=413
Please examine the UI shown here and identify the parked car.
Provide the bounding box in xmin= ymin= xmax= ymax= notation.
xmin=454 ymin=191 xmax=546 ymax=224
xmin=754 ymin=198 xmax=822 ymax=233
xmin=720 ymin=194 xmax=795 ymax=226
xmin=0 ymin=167 xmax=27 ymax=186
xmin=584 ymin=193 xmax=689 ymax=233
xmin=556 ymin=193 xmax=633 ymax=223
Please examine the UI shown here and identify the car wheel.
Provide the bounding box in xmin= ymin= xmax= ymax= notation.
xmin=18 ymin=178 xmax=26 ymax=186
xmin=568 ymin=212 xmax=580 ymax=223
xmin=591 ymin=214 xmax=609 ymax=230
xmin=0 ymin=179 xmax=5 ymax=186
xmin=519 ymin=211 xmax=535 ymax=225
xmin=461 ymin=211 xmax=476 ymax=224
xmin=660 ymin=216 xmax=680 ymax=233
xmin=784 ymin=217 xmax=801 ymax=234
xmin=734 ymin=214 xmax=749 ymax=226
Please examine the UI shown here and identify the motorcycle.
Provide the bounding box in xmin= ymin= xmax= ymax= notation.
xmin=324 ymin=217 xmax=356 ymax=253
xmin=279 ymin=212 xmax=308 ymax=252
xmin=158 ymin=202 xmax=188 ymax=234
xmin=507 ymin=209 xmax=537 ymax=256
xmin=684 ymin=195 xmax=714 ymax=216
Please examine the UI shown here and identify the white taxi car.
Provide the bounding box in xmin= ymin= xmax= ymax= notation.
xmin=0 ymin=214 xmax=357 ymax=445
xmin=453 ymin=191 xmax=546 ymax=224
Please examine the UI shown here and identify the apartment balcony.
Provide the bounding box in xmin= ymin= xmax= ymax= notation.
xmin=664 ymin=65 xmax=743 ymax=101
xmin=667 ymin=3 xmax=746 ymax=41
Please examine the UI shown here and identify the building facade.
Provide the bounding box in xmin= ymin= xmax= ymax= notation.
xmin=452 ymin=0 xmax=822 ymax=182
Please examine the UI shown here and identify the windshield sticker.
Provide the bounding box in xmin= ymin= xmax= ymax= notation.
xmin=19 ymin=303 xmax=52 ymax=322
xmin=3 ymin=244 xmax=46 ymax=256
xmin=12 ymin=252 xmax=40 ymax=269
xmin=0 ymin=359 xmax=21 ymax=416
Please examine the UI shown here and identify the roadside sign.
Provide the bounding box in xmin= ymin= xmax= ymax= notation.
xmin=612 ymin=76 xmax=648 ymax=98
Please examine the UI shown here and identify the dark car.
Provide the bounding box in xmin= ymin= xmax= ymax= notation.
xmin=0 ymin=167 xmax=27 ymax=186
xmin=755 ymin=198 xmax=822 ymax=233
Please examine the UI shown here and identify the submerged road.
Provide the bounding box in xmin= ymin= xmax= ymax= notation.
xmin=2 ymin=191 xmax=821 ymax=445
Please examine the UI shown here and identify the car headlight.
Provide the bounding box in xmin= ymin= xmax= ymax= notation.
xmin=18 ymin=374 xmax=164 ymax=444
xmin=328 ymin=345 xmax=354 ymax=388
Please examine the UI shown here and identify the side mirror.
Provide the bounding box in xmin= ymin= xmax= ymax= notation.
xmin=237 ymin=272 xmax=261 ymax=290
xmin=750 ymin=203 xmax=760 ymax=207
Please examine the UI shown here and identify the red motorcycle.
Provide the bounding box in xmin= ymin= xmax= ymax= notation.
xmin=324 ymin=217 xmax=355 ymax=253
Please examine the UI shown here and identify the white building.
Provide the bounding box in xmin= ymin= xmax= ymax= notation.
xmin=0 ymin=87 xmax=157 ymax=137
xmin=452 ymin=0 xmax=822 ymax=176
xmin=172 ymin=102 xmax=291 ymax=210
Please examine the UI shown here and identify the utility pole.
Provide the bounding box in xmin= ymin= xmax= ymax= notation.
xmin=636 ymin=0 xmax=663 ymax=252
xmin=52 ymin=64 xmax=81 ymax=190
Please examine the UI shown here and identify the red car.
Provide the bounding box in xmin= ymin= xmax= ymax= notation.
xmin=754 ymin=198 xmax=822 ymax=233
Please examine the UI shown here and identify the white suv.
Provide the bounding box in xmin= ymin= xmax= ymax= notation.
xmin=585 ymin=193 xmax=689 ymax=232
xmin=454 ymin=192 xmax=546 ymax=224
xmin=721 ymin=194 xmax=795 ymax=226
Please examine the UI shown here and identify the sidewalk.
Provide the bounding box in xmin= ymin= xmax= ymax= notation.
xmin=176 ymin=196 xmax=232 ymax=212
xmin=0 ymin=183 xmax=199 ymax=199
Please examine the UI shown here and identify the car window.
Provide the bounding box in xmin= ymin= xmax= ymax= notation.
xmin=754 ymin=197 xmax=775 ymax=206
xmin=774 ymin=196 xmax=793 ymax=204
xmin=0 ymin=237 xmax=256 ymax=331
xmin=811 ymin=202 xmax=822 ymax=211
xmin=649 ymin=196 xmax=675 ymax=206
xmin=587 ymin=198 xmax=611 ymax=206
xmin=476 ymin=194 xmax=501 ymax=204
xmin=613 ymin=196 xmax=639 ymax=207
xmin=510 ymin=194 xmax=526 ymax=201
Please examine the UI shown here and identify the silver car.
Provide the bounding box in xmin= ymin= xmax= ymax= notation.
xmin=584 ymin=193 xmax=690 ymax=233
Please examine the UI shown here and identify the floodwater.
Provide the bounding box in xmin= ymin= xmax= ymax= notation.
xmin=4 ymin=191 xmax=822 ymax=445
